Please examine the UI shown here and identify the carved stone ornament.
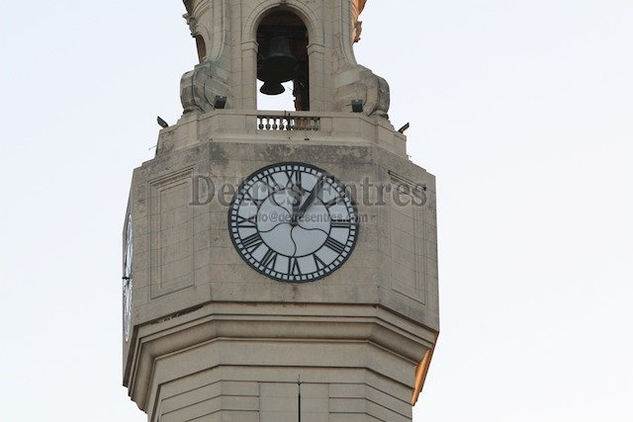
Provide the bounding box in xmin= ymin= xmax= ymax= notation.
xmin=367 ymin=72 xmax=390 ymax=118
xmin=335 ymin=65 xmax=391 ymax=119
xmin=182 ymin=13 xmax=197 ymax=37
xmin=180 ymin=64 xmax=217 ymax=114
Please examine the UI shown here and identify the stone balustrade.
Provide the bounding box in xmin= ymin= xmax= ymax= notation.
xmin=257 ymin=114 xmax=321 ymax=131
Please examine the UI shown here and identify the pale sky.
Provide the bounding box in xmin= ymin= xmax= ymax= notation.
xmin=1 ymin=1 xmax=632 ymax=421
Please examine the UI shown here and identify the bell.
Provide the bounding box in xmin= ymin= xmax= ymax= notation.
xmin=258 ymin=34 xmax=297 ymax=96
xmin=260 ymin=81 xmax=286 ymax=96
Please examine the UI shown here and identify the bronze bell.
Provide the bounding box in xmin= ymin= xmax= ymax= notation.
xmin=258 ymin=34 xmax=297 ymax=95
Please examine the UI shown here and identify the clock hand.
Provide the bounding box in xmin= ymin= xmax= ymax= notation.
xmin=290 ymin=188 xmax=302 ymax=223
xmin=293 ymin=177 xmax=324 ymax=223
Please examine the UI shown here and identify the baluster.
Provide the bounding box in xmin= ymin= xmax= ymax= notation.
xmin=256 ymin=115 xmax=319 ymax=131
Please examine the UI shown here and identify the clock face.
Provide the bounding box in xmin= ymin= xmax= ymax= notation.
xmin=228 ymin=162 xmax=359 ymax=283
xmin=122 ymin=213 xmax=133 ymax=342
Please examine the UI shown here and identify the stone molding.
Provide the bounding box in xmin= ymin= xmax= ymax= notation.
xmin=157 ymin=110 xmax=404 ymax=156
xmin=124 ymin=302 xmax=436 ymax=412
xmin=243 ymin=0 xmax=324 ymax=47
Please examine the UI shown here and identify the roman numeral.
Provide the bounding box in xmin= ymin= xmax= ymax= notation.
xmin=324 ymin=237 xmax=346 ymax=254
xmin=241 ymin=232 xmax=264 ymax=252
xmin=285 ymin=169 xmax=303 ymax=191
xmin=314 ymin=255 xmax=327 ymax=271
xmin=330 ymin=219 xmax=352 ymax=229
xmin=266 ymin=175 xmax=283 ymax=192
xmin=261 ymin=248 xmax=278 ymax=269
xmin=323 ymin=196 xmax=343 ymax=209
xmin=288 ymin=257 xmax=302 ymax=275
xmin=236 ymin=214 xmax=257 ymax=228
xmin=243 ymin=190 xmax=264 ymax=207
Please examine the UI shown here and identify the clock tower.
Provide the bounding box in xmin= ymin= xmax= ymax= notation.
xmin=122 ymin=1 xmax=439 ymax=420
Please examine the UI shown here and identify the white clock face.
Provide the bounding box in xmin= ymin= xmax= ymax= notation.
xmin=229 ymin=163 xmax=359 ymax=283
xmin=122 ymin=213 xmax=133 ymax=342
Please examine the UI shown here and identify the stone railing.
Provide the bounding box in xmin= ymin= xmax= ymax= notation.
xmin=257 ymin=115 xmax=321 ymax=131
xmin=156 ymin=110 xmax=406 ymax=157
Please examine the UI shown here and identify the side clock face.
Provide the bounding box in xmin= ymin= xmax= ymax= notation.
xmin=122 ymin=213 xmax=133 ymax=342
xmin=228 ymin=163 xmax=359 ymax=283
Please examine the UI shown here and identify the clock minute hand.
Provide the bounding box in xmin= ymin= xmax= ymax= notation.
xmin=291 ymin=189 xmax=302 ymax=222
xmin=294 ymin=177 xmax=324 ymax=223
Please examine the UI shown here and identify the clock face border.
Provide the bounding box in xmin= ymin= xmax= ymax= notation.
xmin=227 ymin=162 xmax=360 ymax=284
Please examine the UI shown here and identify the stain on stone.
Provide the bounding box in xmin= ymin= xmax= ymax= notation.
xmin=209 ymin=143 xmax=229 ymax=167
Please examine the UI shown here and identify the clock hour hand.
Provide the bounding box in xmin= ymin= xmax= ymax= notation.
xmin=293 ymin=176 xmax=324 ymax=223
xmin=290 ymin=189 xmax=302 ymax=222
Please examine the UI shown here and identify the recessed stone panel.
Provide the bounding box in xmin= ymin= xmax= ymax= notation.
xmin=149 ymin=168 xmax=195 ymax=299
xmin=389 ymin=172 xmax=428 ymax=304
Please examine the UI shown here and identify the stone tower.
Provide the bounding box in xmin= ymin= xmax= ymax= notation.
xmin=122 ymin=1 xmax=439 ymax=420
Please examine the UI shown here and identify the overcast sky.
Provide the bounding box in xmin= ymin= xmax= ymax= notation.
xmin=1 ymin=1 xmax=632 ymax=421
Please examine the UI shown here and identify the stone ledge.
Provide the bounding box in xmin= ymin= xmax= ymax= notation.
xmin=124 ymin=302 xmax=437 ymax=412
xmin=156 ymin=110 xmax=407 ymax=157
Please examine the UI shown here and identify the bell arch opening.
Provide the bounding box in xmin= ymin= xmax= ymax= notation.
xmin=256 ymin=10 xmax=309 ymax=111
xmin=195 ymin=35 xmax=207 ymax=63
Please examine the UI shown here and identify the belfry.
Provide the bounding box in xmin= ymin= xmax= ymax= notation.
xmin=122 ymin=1 xmax=439 ymax=420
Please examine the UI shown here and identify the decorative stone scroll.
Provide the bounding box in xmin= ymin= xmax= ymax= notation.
xmin=180 ymin=63 xmax=229 ymax=114
xmin=334 ymin=64 xmax=390 ymax=118
xmin=180 ymin=0 xmax=230 ymax=113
